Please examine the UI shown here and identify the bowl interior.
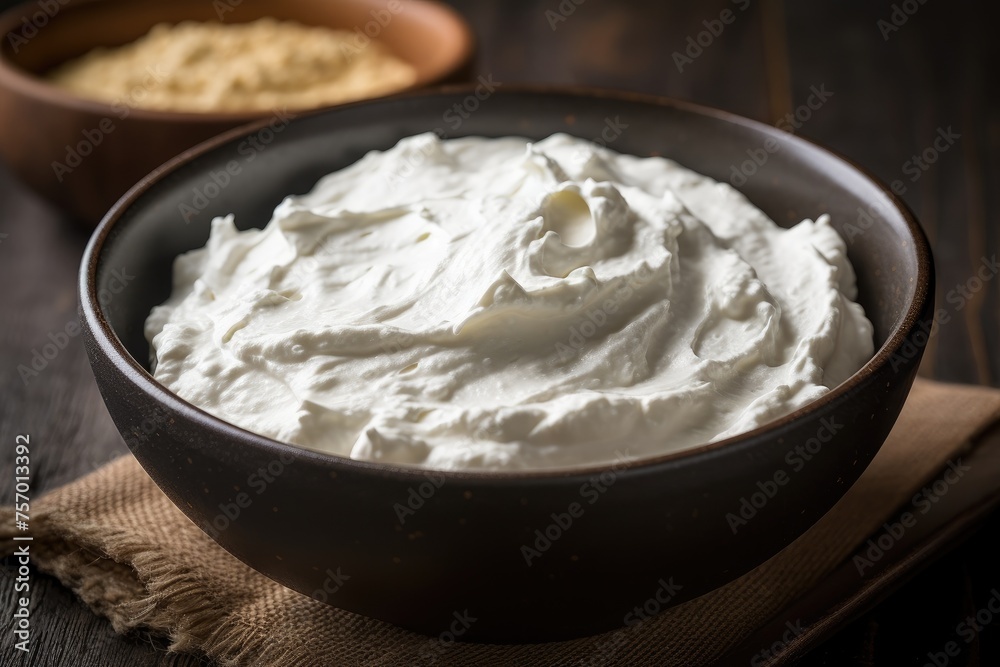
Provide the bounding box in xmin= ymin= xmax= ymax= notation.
xmin=91 ymin=88 xmax=924 ymax=408
xmin=1 ymin=0 xmax=470 ymax=97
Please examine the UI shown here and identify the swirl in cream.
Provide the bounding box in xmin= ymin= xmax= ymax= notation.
xmin=145 ymin=133 xmax=874 ymax=470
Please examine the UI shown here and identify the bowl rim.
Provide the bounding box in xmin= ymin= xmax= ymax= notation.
xmin=0 ymin=0 xmax=474 ymax=123
xmin=79 ymin=84 xmax=934 ymax=482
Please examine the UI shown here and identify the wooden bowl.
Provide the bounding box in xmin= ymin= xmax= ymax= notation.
xmin=80 ymin=87 xmax=933 ymax=642
xmin=0 ymin=0 xmax=472 ymax=223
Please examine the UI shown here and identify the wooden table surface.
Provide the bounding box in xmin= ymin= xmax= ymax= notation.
xmin=1 ymin=0 xmax=997 ymax=664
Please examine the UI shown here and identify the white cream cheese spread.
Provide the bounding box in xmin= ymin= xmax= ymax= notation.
xmin=145 ymin=133 xmax=874 ymax=470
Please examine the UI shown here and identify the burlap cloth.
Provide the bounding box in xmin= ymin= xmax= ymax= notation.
xmin=3 ymin=379 xmax=1000 ymax=666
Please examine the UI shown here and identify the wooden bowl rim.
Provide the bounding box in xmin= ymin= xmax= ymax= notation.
xmin=0 ymin=0 xmax=474 ymax=122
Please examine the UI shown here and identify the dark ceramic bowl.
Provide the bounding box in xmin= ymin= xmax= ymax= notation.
xmin=79 ymin=87 xmax=933 ymax=642
xmin=0 ymin=0 xmax=472 ymax=224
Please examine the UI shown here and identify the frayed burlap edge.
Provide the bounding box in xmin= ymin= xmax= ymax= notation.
xmin=0 ymin=507 xmax=317 ymax=667
xmin=4 ymin=379 xmax=1000 ymax=667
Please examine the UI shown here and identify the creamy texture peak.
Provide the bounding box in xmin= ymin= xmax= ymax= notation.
xmin=146 ymin=134 xmax=874 ymax=471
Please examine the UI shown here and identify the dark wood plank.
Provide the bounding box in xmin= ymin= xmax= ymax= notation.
xmin=0 ymin=161 xmax=206 ymax=665
xmin=779 ymin=1 xmax=1000 ymax=664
